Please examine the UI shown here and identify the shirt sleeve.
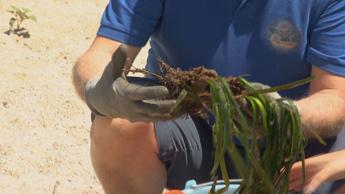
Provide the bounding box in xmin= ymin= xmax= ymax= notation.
xmin=97 ymin=0 xmax=163 ymax=47
xmin=307 ymin=0 xmax=345 ymax=76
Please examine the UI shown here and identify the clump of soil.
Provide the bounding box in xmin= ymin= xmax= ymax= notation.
xmin=158 ymin=61 xmax=245 ymax=114
xmin=131 ymin=61 xmax=245 ymax=115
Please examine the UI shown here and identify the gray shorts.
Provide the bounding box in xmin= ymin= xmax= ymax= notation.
xmin=155 ymin=114 xmax=337 ymax=190
xmin=155 ymin=115 xmax=237 ymax=189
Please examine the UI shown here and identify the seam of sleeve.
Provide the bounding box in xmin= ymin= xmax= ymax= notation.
xmin=307 ymin=47 xmax=345 ymax=77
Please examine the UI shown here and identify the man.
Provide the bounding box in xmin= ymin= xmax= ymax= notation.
xmin=72 ymin=0 xmax=345 ymax=193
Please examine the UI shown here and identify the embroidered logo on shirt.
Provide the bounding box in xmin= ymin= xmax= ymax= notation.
xmin=266 ymin=20 xmax=300 ymax=51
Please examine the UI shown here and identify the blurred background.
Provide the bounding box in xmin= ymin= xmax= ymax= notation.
xmin=0 ymin=0 xmax=148 ymax=193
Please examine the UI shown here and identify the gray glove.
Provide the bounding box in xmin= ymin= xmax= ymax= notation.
xmin=85 ymin=45 xmax=176 ymax=122
xmin=238 ymin=82 xmax=282 ymax=112
xmin=237 ymin=82 xmax=300 ymax=138
xmin=248 ymin=82 xmax=299 ymax=111
xmin=236 ymin=82 xmax=283 ymax=139
xmin=249 ymin=82 xmax=282 ymax=100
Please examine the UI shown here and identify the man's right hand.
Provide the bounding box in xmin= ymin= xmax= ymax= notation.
xmin=84 ymin=45 xmax=176 ymax=122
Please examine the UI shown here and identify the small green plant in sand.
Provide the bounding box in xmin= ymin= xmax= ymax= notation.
xmin=5 ymin=5 xmax=37 ymax=38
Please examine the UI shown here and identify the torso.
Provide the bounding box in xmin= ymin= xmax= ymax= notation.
xmin=147 ymin=0 xmax=328 ymax=98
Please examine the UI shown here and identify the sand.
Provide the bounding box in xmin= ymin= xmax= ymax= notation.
xmin=0 ymin=1 xmax=148 ymax=193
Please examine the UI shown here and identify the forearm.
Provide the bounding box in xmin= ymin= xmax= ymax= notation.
xmin=72 ymin=50 xmax=114 ymax=101
xmin=72 ymin=37 xmax=141 ymax=101
xmin=296 ymin=89 xmax=345 ymax=138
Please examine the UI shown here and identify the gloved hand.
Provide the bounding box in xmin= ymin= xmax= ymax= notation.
xmin=249 ymin=82 xmax=282 ymax=101
xmin=85 ymin=45 xmax=176 ymax=122
xmin=237 ymin=82 xmax=282 ymax=118
xmin=236 ymin=82 xmax=300 ymax=138
xmin=248 ymin=82 xmax=300 ymax=112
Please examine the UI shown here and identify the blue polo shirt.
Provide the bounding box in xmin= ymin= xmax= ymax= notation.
xmin=98 ymin=0 xmax=345 ymax=99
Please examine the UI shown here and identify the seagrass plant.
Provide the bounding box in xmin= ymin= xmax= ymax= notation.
xmin=130 ymin=62 xmax=317 ymax=194
xmin=206 ymin=77 xmax=310 ymax=194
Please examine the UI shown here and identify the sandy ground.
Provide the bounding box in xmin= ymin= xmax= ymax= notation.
xmin=0 ymin=1 xmax=148 ymax=193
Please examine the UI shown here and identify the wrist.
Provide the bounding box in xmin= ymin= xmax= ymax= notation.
xmin=83 ymin=61 xmax=119 ymax=117
xmin=85 ymin=78 xmax=107 ymax=117
xmin=294 ymin=100 xmax=325 ymax=141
